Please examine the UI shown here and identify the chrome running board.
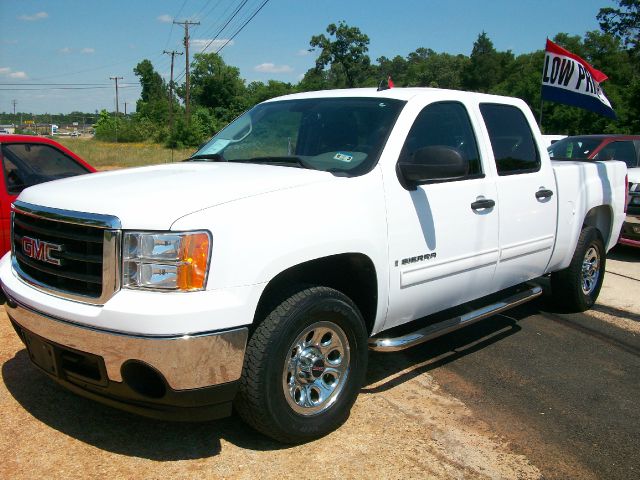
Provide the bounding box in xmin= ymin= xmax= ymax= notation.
xmin=369 ymin=283 xmax=542 ymax=352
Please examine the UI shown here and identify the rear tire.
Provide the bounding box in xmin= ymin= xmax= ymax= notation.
xmin=551 ymin=226 xmax=605 ymax=312
xmin=235 ymin=285 xmax=368 ymax=443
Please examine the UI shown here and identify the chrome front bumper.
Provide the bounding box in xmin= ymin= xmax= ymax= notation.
xmin=5 ymin=296 xmax=248 ymax=391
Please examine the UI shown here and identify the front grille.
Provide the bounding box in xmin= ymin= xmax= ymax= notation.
xmin=14 ymin=211 xmax=104 ymax=296
xmin=11 ymin=202 xmax=121 ymax=304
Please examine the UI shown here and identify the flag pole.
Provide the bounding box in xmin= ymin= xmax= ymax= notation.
xmin=539 ymin=38 xmax=547 ymax=132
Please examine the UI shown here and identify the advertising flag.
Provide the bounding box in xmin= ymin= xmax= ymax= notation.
xmin=541 ymin=39 xmax=616 ymax=119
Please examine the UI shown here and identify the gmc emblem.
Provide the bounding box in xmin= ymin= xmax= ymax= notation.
xmin=22 ymin=237 xmax=62 ymax=266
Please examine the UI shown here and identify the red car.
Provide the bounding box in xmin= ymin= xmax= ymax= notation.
xmin=548 ymin=134 xmax=640 ymax=247
xmin=0 ymin=134 xmax=96 ymax=256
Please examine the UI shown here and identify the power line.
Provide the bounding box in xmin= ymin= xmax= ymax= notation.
xmin=0 ymin=82 xmax=111 ymax=86
xmin=0 ymin=86 xmax=115 ymax=91
xmin=197 ymin=0 xmax=250 ymax=55
xmin=171 ymin=0 xmax=253 ymax=85
xmin=215 ymin=0 xmax=271 ymax=54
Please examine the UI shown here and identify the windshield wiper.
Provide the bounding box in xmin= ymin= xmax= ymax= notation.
xmin=187 ymin=153 xmax=225 ymax=162
xmin=229 ymin=156 xmax=312 ymax=169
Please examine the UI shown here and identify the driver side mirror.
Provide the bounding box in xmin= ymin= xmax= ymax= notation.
xmin=397 ymin=145 xmax=469 ymax=190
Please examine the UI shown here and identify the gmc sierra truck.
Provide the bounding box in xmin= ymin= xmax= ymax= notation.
xmin=1 ymin=88 xmax=627 ymax=443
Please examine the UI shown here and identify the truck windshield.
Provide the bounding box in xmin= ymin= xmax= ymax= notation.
xmin=190 ymin=97 xmax=405 ymax=176
xmin=547 ymin=137 xmax=602 ymax=160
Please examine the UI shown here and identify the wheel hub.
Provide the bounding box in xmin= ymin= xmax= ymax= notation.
xmin=581 ymin=245 xmax=600 ymax=295
xmin=295 ymin=348 xmax=326 ymax=382
xmin=283 ymin=321 xmax=350 ymax=416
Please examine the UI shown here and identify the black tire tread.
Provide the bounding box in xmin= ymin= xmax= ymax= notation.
xmin=235 ymin=285 xmax=364 ymax=443
xmin=551 ymin=226 xmax=605 ymax=312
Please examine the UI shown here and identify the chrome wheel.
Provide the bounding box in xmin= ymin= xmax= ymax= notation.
xmin=581 ymin=246 xmax=600 ymax=295
xmin=283 ymin=321 xmax=351 ymax=416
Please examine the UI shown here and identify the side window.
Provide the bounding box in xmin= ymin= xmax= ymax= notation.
xmin=2 ymin=143 xmax=90 ymax=195
xmin=399 ymin=101 xmax=482 ymax=180
xmin=480 ymin=103 xmax=540 ymax=175
xmin=594 ymin=141 xmax=637 ymax=168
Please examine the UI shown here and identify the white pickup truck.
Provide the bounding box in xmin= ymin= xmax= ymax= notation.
xmin=1 ymin=88 xmax=627 ymax=443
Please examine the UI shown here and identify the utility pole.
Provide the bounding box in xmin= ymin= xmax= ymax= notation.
xmin=11 ymin=100 xmax=17 ymax=127
xmin=173 ymin=20 xmax=199 ymax=120
xmin=163 ymin=49 xmax=184 ymax=132
xmin=124 ymin=101 xmax=128 ymax=116
xmin=109 ymin=76 xmax=123 ymax=117
xmin=109 ymin=76 xmax=123 ymax=142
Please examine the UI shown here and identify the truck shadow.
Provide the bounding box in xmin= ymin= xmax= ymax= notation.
xmin=1 ymin=350 xmax=289 ymax=460
xmin=363 ymin=303 xmax=533 ymax=393
xmin=608 ymin=244 xmax=640 ymax=262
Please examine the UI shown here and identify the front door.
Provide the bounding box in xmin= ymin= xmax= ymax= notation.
xmin=383 ymin=100 xmax=500 ymax=330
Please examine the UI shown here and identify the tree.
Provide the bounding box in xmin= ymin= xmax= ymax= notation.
xmin=598 ymin=0 xmax=640 ymax=54
xmin=309 ymin=21 xmax=372 ymax=88
xmin=462 ymin=32 xmax=514 ymax=93
xmin=404 ymin=48 xmax=468 ymax=89
xmin=188 ymin=52 xmax=246 ymax=116
xmin=246 ymin=80 xmax=294 ymax=105
xmin=133 ymin=59 xmax=169 ymax=124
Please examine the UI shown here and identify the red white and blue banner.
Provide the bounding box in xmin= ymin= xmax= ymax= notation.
xmin=541 ymin=39 xmax=616 ymax=119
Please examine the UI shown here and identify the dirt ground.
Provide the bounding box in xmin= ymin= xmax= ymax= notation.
xmin=1 ymin=246 xmax=638 ymax=479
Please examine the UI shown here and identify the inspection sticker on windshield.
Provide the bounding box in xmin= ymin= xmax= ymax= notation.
xmin=334 ymin=152 xmax=353 ymax=162
xmin=200 ymin=139 xmax=230 ymax=155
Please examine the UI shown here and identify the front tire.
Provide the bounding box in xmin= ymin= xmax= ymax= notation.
xmin=551 ymin=226 xmax=606 ymax=312
xmin=235 ymin=286 xmax=368 ymax=443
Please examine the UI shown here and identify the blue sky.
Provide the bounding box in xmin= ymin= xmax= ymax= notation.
xmin=0 ymin=0 xmax=612 ymax=114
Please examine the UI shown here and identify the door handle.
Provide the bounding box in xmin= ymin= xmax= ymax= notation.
xmin=471 ymin=199 xmax=495 ymax=210
xmin=535 ymin=189 xmax=554 ymax=199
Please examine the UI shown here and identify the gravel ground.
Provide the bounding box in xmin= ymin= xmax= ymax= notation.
xmin=1 ymin=245 xmax=637 ymax=479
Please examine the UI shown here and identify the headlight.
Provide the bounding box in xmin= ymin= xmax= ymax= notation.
xmin=123 ymin=231 xmax=211 ymax=291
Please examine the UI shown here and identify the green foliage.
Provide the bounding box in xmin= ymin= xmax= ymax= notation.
xmin=189 ymin=53 xmax=246 ymax=112
xmin=309 ymin=21 xmax=372 ymax=88
xmin=462 ymin=32 xmax=514 ymax=92
xmin=11 ymin=13 xmax=638 ymax=148
xmin=94 ymin=109 xmax=149 ymax=142
xmin=166 ymin=113 xmax=208 ymax=148
xmin=598 ymin=0 xmax=640 ymax=55
xmin=246 ymin=80 xmax=295 ymax=105
xmin=134 ymin=59 xmax=170 ymax=125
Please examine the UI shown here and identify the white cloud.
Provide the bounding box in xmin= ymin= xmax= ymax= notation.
xmin=59 ymin=47 xmax=72 ymax=54
xmin=296 ymin=49 xmax=311 ymax=57
xmin=18 ymin=11 xmax=48 ymax=21
xmin=3 ymin=40 xmax=18 ymax=45
xmin=254 ymin=63 xmax=294 ymax=74
xmin=157 ymin=14 xmax=173 ymax=23
xmin=81 ymin=48 xmax=95 ymax=54
xmin=0 ymin=67 xmax=28 ymax=80
xmin=190 ymin=39 xmax=234 ymax=52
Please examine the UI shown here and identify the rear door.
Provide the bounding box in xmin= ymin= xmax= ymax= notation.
xmin=479 ymin=103 xmax=557 ymax=289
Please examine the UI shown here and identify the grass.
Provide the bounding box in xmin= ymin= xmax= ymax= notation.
xmin=55 ymin=138 xmax=195 ymax=171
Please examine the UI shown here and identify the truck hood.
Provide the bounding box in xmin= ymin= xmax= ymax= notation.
xmin=18 ymin=162 xmax=332 ymax=229
xmin=627 ymin=167 xmax=640 ymax=184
